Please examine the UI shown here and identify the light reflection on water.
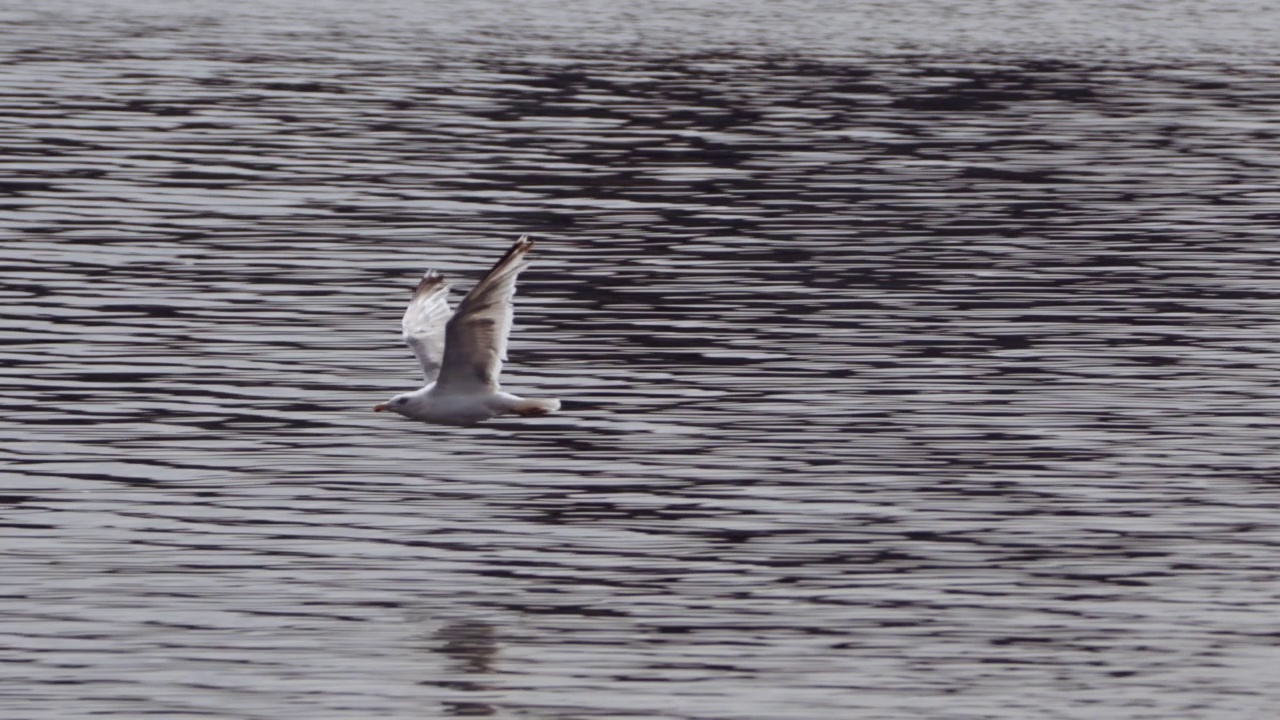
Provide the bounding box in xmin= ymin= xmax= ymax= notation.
xmin=4 ymin=1 xmax=1280 ymax=718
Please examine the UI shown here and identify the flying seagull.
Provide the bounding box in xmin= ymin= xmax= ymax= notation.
xmin=374 ymin=236 xmax=560 ymax=425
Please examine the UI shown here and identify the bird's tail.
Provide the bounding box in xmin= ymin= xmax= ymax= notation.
xmin=511 ymin=397 xmax=560 ymax=417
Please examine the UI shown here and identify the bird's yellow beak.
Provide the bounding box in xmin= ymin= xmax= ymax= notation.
xmin=373 ymin=403 xmax=387 ymax=412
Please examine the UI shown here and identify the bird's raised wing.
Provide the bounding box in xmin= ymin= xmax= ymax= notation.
xmin=436 ymin=236 xmax=534 ymax=392
xmin=402 ymin=270 xmax=452 ymax=382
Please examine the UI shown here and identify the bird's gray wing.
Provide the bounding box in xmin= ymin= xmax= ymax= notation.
xmin=436 ymin=236 xmax=534 ymax=392
xmin=401 ymin=270 xmax=452 ymax=383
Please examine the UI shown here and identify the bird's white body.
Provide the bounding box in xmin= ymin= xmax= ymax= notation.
xmin=383 ymin=383 xmax=559 ymax=426
xmin=374 ymin=236 xmax=560 ymax=426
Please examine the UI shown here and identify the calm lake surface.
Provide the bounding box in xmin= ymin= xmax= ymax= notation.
xmin=4 ymin=1 xmax=1280 ymax=718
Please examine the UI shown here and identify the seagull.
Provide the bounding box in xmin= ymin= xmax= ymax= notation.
xmin=374 ymin=236 xmax=560 ymax=426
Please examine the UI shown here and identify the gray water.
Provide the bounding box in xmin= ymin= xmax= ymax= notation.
xmin=5 ymin=1 xmax=1280 ymax=718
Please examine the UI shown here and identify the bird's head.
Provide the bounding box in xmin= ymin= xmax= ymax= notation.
xmin=373 ymin=392 xmax=418 ymax=417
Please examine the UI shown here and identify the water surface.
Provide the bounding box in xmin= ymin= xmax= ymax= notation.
xmin=4 ymin=1 xmax=1280 ymax=718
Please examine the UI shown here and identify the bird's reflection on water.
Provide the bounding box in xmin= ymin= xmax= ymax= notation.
xmin=431 ymin=620 xmax=499 ymax=717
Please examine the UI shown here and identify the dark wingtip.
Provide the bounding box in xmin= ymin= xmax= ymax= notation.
xmin=476 ymin=235 xmax=536 ymax=279
xmin=412 ymin=269 xmax=447 ymax=297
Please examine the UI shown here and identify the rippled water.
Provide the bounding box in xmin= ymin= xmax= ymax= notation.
xmin=5 ymin=1 xmax=1280 ymax=718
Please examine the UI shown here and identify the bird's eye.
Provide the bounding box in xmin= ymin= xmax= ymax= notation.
xmin=396 ymin=398 xmax=407 ymax=405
